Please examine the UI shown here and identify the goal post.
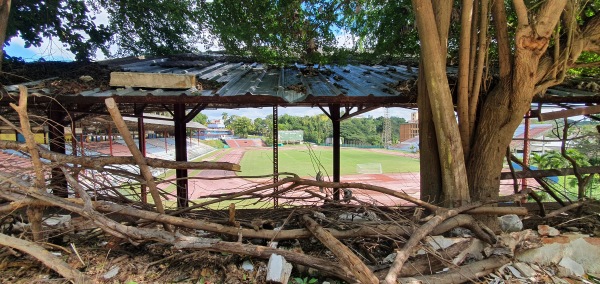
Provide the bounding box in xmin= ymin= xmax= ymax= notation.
xmin=356 ymin=163 xmax=383 ymax=174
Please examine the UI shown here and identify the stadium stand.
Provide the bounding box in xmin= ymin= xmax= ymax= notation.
xmin=225 ymin=138 xmax=265 ymax=148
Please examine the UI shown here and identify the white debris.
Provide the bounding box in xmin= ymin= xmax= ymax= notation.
xmin=266 ymin=254 xmax=293 ymax=284
xmin=498 ymin=214 xmax=523 ymax=232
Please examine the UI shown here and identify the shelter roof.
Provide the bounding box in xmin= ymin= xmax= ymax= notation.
xmin=1 ymin=54 xmax=600 ymax=124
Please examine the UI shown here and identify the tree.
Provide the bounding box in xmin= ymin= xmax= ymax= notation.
xmin=192 ymin=113 xmax=208 ymax=125
xmin=229 ymin=116 xmax=254 ymax=138
xmin=403 ymin=1 xmax=600 ymax=213
xmin=4 ymin=0 xmax=112 ymax=61
xmin=99 ymin=0 xmax=205 ymax=56
xmin=0 ymin=0 xmax=11 ymax=70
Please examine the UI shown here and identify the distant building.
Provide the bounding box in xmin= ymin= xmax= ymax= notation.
xmin=399 ymin=112 xmax=419 ymax=142
xmin=199 ymin=119 xmax=233 ymax=140
xmin=279 ymin=130 xmax=303 ymax=144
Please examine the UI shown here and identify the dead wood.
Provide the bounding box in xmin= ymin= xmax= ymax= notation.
xmin=545 ymin=200 xmax=585 ymax=219
xmin=9 ymin=86 xmax=46 ymax=241
xmin=383 ymin=202 xmax=487 ymax=284
xmin=302 ymin=214 xmax=379 ymax=283
xmin=397 ymin=256 xmax=510 ymax=284
xmin=0 ymin=232 xmax=89 ymax=283
xmin=374 ymin=238 xmax=472 ymax=278
xmin=0 ymin=140 xmax=239 ymax=171
xmin=0 ymin=187 xmax=499 ymax=244
xmin=105 ymin=98 xmax=169 ymax=231
xmin=179 ymin=241 xmax=357 ymax=283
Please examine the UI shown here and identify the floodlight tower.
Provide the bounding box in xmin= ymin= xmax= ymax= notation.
xmin=383 ymin=108 xmax=391 ymax=149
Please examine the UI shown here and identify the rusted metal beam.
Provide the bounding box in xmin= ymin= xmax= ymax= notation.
xmin=500 ymin=166 xmax=600 ymax=180
xmin=174 ymin=103 xmax=188 ymax=208
xmin=538 ymin=104 xmax=600 ymax=121
xmin=329 ymin=104 xmax=341 ymax=201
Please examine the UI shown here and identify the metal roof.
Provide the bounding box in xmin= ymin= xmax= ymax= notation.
xmin=1 ymin=55 xmax=600 ymax=121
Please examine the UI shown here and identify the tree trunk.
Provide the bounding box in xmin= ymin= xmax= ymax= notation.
xmin=412 ymin=0 xmax=470 ymax=207
xmin=0 ymin=0 xmax=11 ymax=71
xmin=418 ymin=0 xmax=451 ymax=205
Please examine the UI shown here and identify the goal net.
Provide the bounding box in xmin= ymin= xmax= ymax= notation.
xmin=356 ymin=163 xmax=383 ymax=174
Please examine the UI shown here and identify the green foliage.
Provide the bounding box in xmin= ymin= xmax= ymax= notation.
xmin=6 ymin=0 xmax=111 ymax=60
xmin=229 ymin=116 xmax=255 ymax=138
xmin=99 ymin=0 xmax=205 ymax=57
xmin=292 ymin=277 xmax=318 ymax=284
xmin=192 ymin=113 xmax=208 ymax=125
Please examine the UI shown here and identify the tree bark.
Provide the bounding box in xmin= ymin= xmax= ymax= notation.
xmin=412 ymin=0 xmax=470 ymax=207
xmin=0 ymin=0 xmax=10 ymax=71
xmin=467 ymin=1 xmax=567 ymax=228
xmin=0 ymin=233 xmax=89 ymax=283
xmin=418 ymin=0 xmax=451 ymax=205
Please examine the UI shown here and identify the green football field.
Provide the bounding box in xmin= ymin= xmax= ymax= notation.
xmin=238 ymin=147 xmax=419 ymax=178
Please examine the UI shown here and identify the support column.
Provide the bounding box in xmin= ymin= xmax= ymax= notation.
xmin=108 ymin=124 xmax=113 ymax=156
xmin=174 ymin=104 xmax=188 ymax=208
xmin=273 ymin=106 xmax=279 ymax=207
xmin=522 ymin=111 xmax=531 ymax=192
xmin=137 ymin=115 xmax=147 ymax=203
xmin=330 ymin=105 xmax=341 ymax=201
xmin=48 ymin=105 xmax=68 ymax=197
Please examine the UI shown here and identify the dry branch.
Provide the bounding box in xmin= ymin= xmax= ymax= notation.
xmin=10 ymin=86 xmax=45 ymax=241
xmin=397 ymin=256 xmax=510 ymax=284
xmin=384 ymin=202 xmax=486 ymax=284
xmin=302 ymin=215 xmax=378 ymax=283
xmin=179 ymin=241 xmax=356 ymax=283
xmin=0 ymin=140 xmax=239 ymax=171
xmin=105 ymin=98 xmax=169 ymax=230
xmin=0 ymin=233 xmax=89 ymax=283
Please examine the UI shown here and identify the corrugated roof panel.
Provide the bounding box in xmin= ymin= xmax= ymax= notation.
xmin=199 ymin=63 xmax=244 ymax=81
xmin=301 ymin=73 xmax=342 ymax=97
xmin=328 ymin=65 xmax=391 ymax=97
xmin=252 ymin=69 xmax=280 ymax=96
xmin=218 ymin=69 xmax=262 ymax=96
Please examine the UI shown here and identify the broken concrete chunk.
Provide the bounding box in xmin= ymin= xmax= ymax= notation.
xmin=266 ymin=254 xmax=293 ymax=284
xmin=538 ymin=225 xmax=560 ymax=237
xmin=498 ymin=214 xmax=523 ymax=232
xmin=241 ymin=260 xmax=254 ymax=271
xmin=558 ymin=256 xmax=585 ymax=277
xmin=102 ymin=266 xmax=120 ymax=280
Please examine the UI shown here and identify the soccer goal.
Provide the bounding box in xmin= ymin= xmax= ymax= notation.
xmin=356 ymin=163 xmax=383 ymax=174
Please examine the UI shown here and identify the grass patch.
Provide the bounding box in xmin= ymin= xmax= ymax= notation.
xmin=239 ymin=147 xmax=419 ymax=177
xmin=201 ymin=139 xmax=226 ymax=148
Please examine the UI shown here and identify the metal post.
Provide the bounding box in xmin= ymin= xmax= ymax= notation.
xmin=174 ymin=104 xmax=189 ymax=208
xmin=522 ymin=111 xmax=531 ymax=192
xmin=108 ymin=124 xmax=113 ymax=156
xmin=330 ymin=105 xmax=341 ymax=201
xmin=164 ymin=130 xmax=168 ymax=153
xmin=138 ymin=116 xmax=147 ymax=203
xmin=70 ymin=124 xmax=77 ymax=155
xmin=48 ymin=106 xmax=68 ymax=197
xmin=273 ymin=105 xmax=279 ymax=207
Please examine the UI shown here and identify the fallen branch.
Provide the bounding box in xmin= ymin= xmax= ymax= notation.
xmin=105 ymin=98 xmax=169 ymax=231
xmin=384 ymin=202 xmax=485 ymax=284
xmin=0 ymin=140 xmax=239 ymax=171
xmin=302 ymin=214 xmax=378 ymax=283
xmin=10 ymin=86 xmax=46 ymax=241
xmin=0 ymin=189 xmax=497 ymax=242
xmin=0 ymin=233 xmax=89 ymax=283
xmin=397 ymin=256 xmax=510 ymax=284
xmin=179 ymin=241 xmax=356 ymax=283
xmin=545 ymin=200 xmax=585 ymax=218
